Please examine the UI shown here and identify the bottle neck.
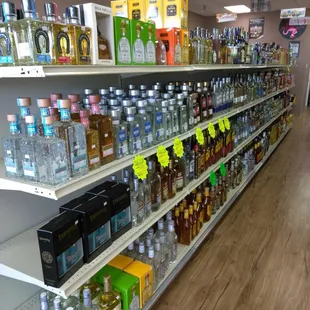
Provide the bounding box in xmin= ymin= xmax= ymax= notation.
xmin=60 ymin=108 xmax=72 ymax=122
xmin=19 ymin=106 xmax=31 ymax=120
xmin=9 ymin=121 xmax=20 ymax=135
xmin=44 ymin=124 xmax=55 ymax=138
xmin=91 ymin=104 xmax=101 ymax=115
xmin=81 ymin=117 xmax=90 ymax=129
xmin=27 ymin=123 xmax=38 ymax=136
xmin=40 ymin=107 xmax=50 ymax=118
xmin=104 ymin=278 xmax=112 ymax=293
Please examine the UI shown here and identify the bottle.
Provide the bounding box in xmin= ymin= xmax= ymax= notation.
xmin=97 ymin=26 xmax=111 ymax=60
xmin=203 ymin=187 xmax=211 ymax=222
xmin=145 ymin=24 xmax=156 ymax=63
xmin=137 ymin=241 xmax=148 ymax=263
xmin=1 ymin=2 xmax=17 ymax=65
xmin=161 ymin=100 xmax=173 ymax=140
xmin=155 ymin=218 xmax=165 ymax=239
xmin=131 ymin=177 xmax=145 ymax=226
xmin=124 ymin=107 xmax=142 ymax=154
xmin=39 ymin=292 xmax=49 ymax=310
xmin=167 ymin=159 xmax=176 ymax=199
xmin=54 ymin=99 xmax=88 ymax=178
xmin=174 ymin=207 xmax=181 ymax=241
xmin=79 ymin=279 xmax=102 ymax=305
xmin=132 ymin=22 xmax=145 ymax=64
xmin=164 ymin=210 xmax=172 ymax=232
xmin=159 ymin=232 xmax=169 ymax=270
xmin=184 ymin=143 xmax=195 ymax=184
xmin=155 ymin=36 xmax=167 ymax=65
xmin=17 ymin=97 xmax=31 ymax=135
xmin=166 ymin=220 xmax=178 ymax=263
xmin=118 ymin=19 xmax=131 ymax=64
xmin=2 ymin=114 xmax=23 ymax=179
xmin=182 ymin=32 xmax=189 ymax=65
xmin=125 ymin=242 xmax=137 ymax=260
xmin=80 ymin=288 xmax=99 ymax=309
xmin=143 ymin=178 xmax=152 ymax=218
xmin=144 ymin=245 xmax=158 ymax=287
xmin=69 ymin=95 xmax=81 ymax=122
xmin=35 ymin=116 xmax=69 ymax=185
xmin=189 ymin=205 xmax=197 ymax=239
xmin=174 ymin=30 xmax=182 ymax=64
xmin=182 ymin=209 xmax=192 ymax=245
xmin=98 ymin=275 xmax=121 ymax=310
xmin=136 ymin=104 xmax=153 ymax=149
xmin=20 ymin=115 xmax=40 ymax=182
xmin=89 ymin=95 xmax=115 ymax=165
xmin=79 ymin=109 xmax=101 ymax=171
xmin=160 ymin=166 xmax=169 ymax=203
xmin=37 ymin=98 xmax=51 ymax=136
xmin=195 ymin=195 xmax=202 ymax=232
xmin=154 ymin=239 xmax=166 ymax=278
xmin=148 ymin=160 xmax=161 ymax=211
xmin=174 ymin=157 xmax=185 ymax=192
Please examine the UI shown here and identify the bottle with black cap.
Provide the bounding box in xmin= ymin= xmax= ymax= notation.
xmin=0 ymin=2 xmax=17 ymax=65
xmin=13 ymin=0 xmax=54 ymax=65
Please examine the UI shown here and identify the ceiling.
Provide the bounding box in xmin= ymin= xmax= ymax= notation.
xmin=189 ymin=0 xmax=310 ymax=16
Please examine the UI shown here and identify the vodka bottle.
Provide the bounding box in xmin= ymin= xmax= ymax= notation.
xmin=159 ymin=232 xmax=169 ymax=271
xmin=155 ymin=219 xmax=165 ymax=239
xmin=39 ymin=292 xmax=49 ymax=310
xmin=2 ymin=114 xmax=23 ymax=179
xmin=54 ymin=99 xmax=88 ymax=178
xmin=125 ymin=242 xmax=137 ymax=260
xmin=131 ymin=177 xmax=145 ymax=226
xmin=166 ymin=220 xmax=178 ymax=263
xmin=36 ymin=116 xmax=69 ymax=185
xmin=53 ymin=298 xmax=62 ymax=310
xmin=144 ymin=246 xmax=158 ymax=287
xmin=164 ymin=211 xmax=173 ymax=232
xmin=125 ymin=107 xmax=143 ymax=154
xmin=154 ymin=239 xmax=166 ymax=278
xmin=80 ymin=289 xmax=99 ymax=310
xmin=161 ymin=100 xmax=173 ymax=140
xmin=137 ymin=241 xmax=148 ymax=263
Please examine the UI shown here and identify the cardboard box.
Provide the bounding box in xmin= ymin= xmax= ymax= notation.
xmin=145 ymin=0 xmax=164 ymax=28
xmin=113 ymin=272 xmax=140 ymax=310
xmin=108 ymin=254 xmax=134 ymax=270
xmin=76 ymin=3 xmax=115 ymax=65
xmin=92 ymin=265 xmax=123 ymax=284
xmin=143 ymin=21 xmax=156 ymax=64
xmin=128 ymin=0 xmax=146 ymax=20
xmin=156 ymin=27 xmax=181 ymax=65
xmin=37 ymin=212 xmax=84 ymax=288
xmin=129 ymin=19 xmax=147 ymax=65
xmin=114 ymin=16 xmax=133 ymax=65
xmin=111 ymin=0 xmax=128 ymax=17
xmin=163 ymin=0 xmax=188 ymax=28
xmin=125 ymin=261 xmax=153 ymax=308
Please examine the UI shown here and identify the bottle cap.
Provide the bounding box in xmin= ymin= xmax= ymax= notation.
xmin=146 ymin=235 xmax=152 ymax=246
xmin=44 ymin=2 xmax=57 ymax=17
xmin=124 ymin=106 xmax=136 ymax=115
xmin=84 ymin=88 xmax=93 ymax=95
xmin=57 ymin=99 xmax=71 ymax=109
xmin=108 ymin=99 xmax=119 ymax=106
xmin=168 ymin=220 xmax=175 ymax=232
xmin=21 ymin=0 xmax=35 ymax=14
xmin=25 ymin=115 xmax=35 ymax=124
xmin=37 ymin=98 xmax=51 ymax=108
xmin=68 ymin=94 xmax=80 ymax=103
xmin=42 ymin=116 xmax=54 ymax=125
xmin=99 ymin=88 xmax=109 ymax=96
xmin=129 ymin=90 xmax=140 ymax=97
xmin=152 ymin=85 xmax=161 ymax=91
xmin=146 ymin=90 xmax=156 ymax=97
xmin=148 ymin=227 xmax=154 ymax=236
xmin=89 ymin=94 xmax=100 ymax=104
xmin=162 ymin=93 xmax=172 ymax=99
xmin=184 ymin=209 xmax=189 ymax=219
xmin=176 ymin=93 xmax=184 ymax=100
xmin=50 ymin=93 xmax=62 ymax=101
xmin=139 ymin=242 xmax=145 ymax=253
xmin=115 ymin=89 xmax=123 ymax=96
xmin=128 ymin=242 xmax=134 ymax=250
xmin=54 ymin=298 xmax=61 ymax=307
xmin=80 ymin=109 xmax=89 ymax=118
xmin=158 ymin=218 xmax=164 ymax=229
xmin=122 ymin=99 xmax=132 ymax=107
xmin=168 ymin=98 xmax=176 ymax=105
xmin=136 ymin=99 xmax=147 ymax=108
xmin=40 ymin=292 xmax=47 ymax=300
xmin=7 ymin=114 xmax=18 ymax=122
xmin=109 ymin=86 xmax=116 ymax=92
xmin=83 ymin=288 xmax=91 ymax=298
xmin=66 ymin=5 xmax=78 ymax=19
xmin=109 ymin=109 xmax=121 ymax=118
xmin=175 ymin=207 xmax=180 ymax=216
xmin=17 ymin=97 xmax=31 ymax=107
xmin=2 ymin=2 xmax=16 ymax=20
xmin=148 ymin=245 xmax=154 ymax=258
xmin=140 ymin=85 xmax=147 ymax=90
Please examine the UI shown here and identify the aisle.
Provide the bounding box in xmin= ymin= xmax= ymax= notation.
xmin=153 ymin=110 xmax=309 ymax=310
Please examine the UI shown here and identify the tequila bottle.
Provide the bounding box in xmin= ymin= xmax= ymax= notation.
xmin=17 ymin=97 xmax=31 ymax=134
xmin=118 ymin=19 xmax=131 ymax=64
xmin=36 ymin=116 xmax=69 ymax=185
xmin=98 ymin=275 xmax=121 ymax=310
xmin=131 ymin=177 xmax=145 ymax=226
xmin=20 ymin=115 xmax=40 ymax=182
xmin=125 ymin=107 xmax=143 ymax=154
xmin=80 ymin=289 xmax=100 ymax=310
xmin=133 ymin=22 xmax=145 ymax=63
xmin=148 ymin=160 xmax=161 ymax=211
xmin=75 ymin=14 xmax=92 ymax=65
xmin=50 ymin=93 xmax=62 ymax=108
xmin=182 ymin=32 xmax=189 ymax=65
xmin=145 ymin=25 xmax=155 ymax=63
xmin=174 ymin=30 xmax=182 ymax=65
xmin=54 ymin=99 xmax=88 ymax=178
xmin=2 ymin=114 xmax=23 ymax=179
xmin=80 ymin=109 xmax=101 ymax=171
xmin=1 ymin=2 xmax=17 ymax=65
xmin=114 ymin=122 xmax=129 ymax=159
xmin=69 ymin=94 xmax=81 ymax=122
xmin=37 ymin=98 xmax=51 ymax=136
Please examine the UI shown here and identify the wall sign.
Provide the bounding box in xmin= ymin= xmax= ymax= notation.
xmin=216 ymin=13 xmax=237 ymax=23
xmin=289 ymin=41 xmax=301 ymax=58
xmin=252 ymin=0 xmax=271 ymax=12
xmin=279 ymin=19 xmax=307 ymax=39
xmin=289 ymin=17 xmax=310 ymax=26
xmin=280 ymin=7 xmax=306 ymax=19
xmin=249 ymin=17 xmax=265 ymax=39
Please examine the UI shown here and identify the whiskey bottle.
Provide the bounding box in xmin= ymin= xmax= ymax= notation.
xmin=160 ymin=166 xmax=169 ymax=203
xmin=196 ymin=192 xmax=203 ymax=229
xmin=179 ymin=202 xmax=185 ymax=244
xmin=148 ymin=160 xmax=161 ymax=211
xmin=182 ymin=209 xmax=192 ymax=245
xmin=167 ymin=159 xmax=177 ymax=199
xmin=193 ymin=202 xmax=200 ymax=235
xmin=174 ymin=30 xmax=182 ymax=65
xmin=203 ymin=187 xmax=211 ymax=222
xmin=210 ymin=186 xmax=217 ymax=215
xmin=174 ymin=156 xmax=185 ymax=192
xmin=174 ymin=207 xmax=181 ymax=242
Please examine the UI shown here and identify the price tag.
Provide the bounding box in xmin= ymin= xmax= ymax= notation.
xmin=224 ymin=117 xmax=231 ymax=131
xmin=208 ymin=123 xmax=216 ymax=138
xmin=132 ymin=155 xmax=148 ymax=180
xmin=210 ymin=171 xmax=217 ymax=186
xmin=218 ymin=118 xmax=225 ymax=133
xmin=196 ymin=127 xmax=205 ymax=145
xmin=220 ymin=163 xmax=227 ymax=177
xmin=157 ymin=145 xmax=169 ymax=167
xmin=173 ymin=138 xmax=184 ymax=158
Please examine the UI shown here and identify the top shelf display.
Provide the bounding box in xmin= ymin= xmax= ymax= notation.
xmin=0 ymin=64 xmax=290 ymax=78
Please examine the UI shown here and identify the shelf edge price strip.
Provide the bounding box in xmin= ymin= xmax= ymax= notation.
xmin=133 ymin=154 xmax=148 ymax=180
xmin=157 ymin=145 xmax=169 ymax=167
xmin=173 ymin=138 xmax=184 ymax=158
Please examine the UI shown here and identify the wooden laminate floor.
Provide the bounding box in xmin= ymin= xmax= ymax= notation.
xmin=153 ymin=110 xmax=310 ymax=310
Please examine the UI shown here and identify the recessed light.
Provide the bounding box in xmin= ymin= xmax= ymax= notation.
xmin=224 ymin=5 xmax=251 ymax=13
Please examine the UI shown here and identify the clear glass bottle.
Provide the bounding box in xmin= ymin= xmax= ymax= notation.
xmin=2 ymin=114 xmax=23 ymax=179
xmin=159 ymin=232 xmax=169 ymax=270
xmin=118 ymin=19 xmax=131 ymax=64
xmin=155 ymin=36 xmax=167 ymax=65
xmin=161 ymin=100 xmax=173 ymax=140
xmin=148 ymin=160 xmax=161 ymax=211
xmin=98 ymin=275 xmax=121 ymax=310
xmin=146 ymin=245 xmax=161 ymax=288
xmin=54 ymin=99 xmax=88 ymax=178
xmin=39 ymin=292 xmax=49 ymax=310
xmin=125 ymin=106 xmax=143 ymax=154
xmin=125 ymin=242 xmax=137 ymax=260
xmin=1 ymin=2 xmax=18 ymax=65
xmin=37 ymin=98 xmax=51 ymax=137
xmin=132 ymin=22 xmax=145 ymax=64
xmin=143 ymin=178 xmax=152 ymax=218
xmin=80 ymin=289 xmax=99 ymax=310
xmin=80 ymin=109 xmax=101 ymax=171
xmin=137 ymin=241 xmax=148 ymax=263
xmin=17 ymin=97 xmax=31 ymax=135
xmin=136 ymin=105 xmax=153 ymax=149
xmin=114 ymin=121 xmax=129 ymax=159
xmin=131 ymin=177 xmax=145 ymax=226
xmin=166 ymin=220 xmax=178 ymax=264
xmin=174 ymin=29 xmax=182 ymax=64
xmin=168 ymin=101 xmax=179 ymax=137
xmin=154 ymin=238 xmax=166 ymax=278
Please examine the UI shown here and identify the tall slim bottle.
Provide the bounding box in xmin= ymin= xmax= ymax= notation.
xmin=182 ymin=209 xmax=192 ymax=245
xmin=148 ymin=160 xmax=161 ymax=211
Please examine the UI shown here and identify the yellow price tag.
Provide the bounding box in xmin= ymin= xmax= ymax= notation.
xmin=224 ymin=117 xmax=231 ymax=130
xmin=208 ymin=123 xmax=216 ymax=139
xmin=173 ymin=138 xmax=184 ymax=158
xmin=218 ymin=118 xmax=225 ymax=133
xmin=156 ymin=145 xmax=169 ymax=167
xmin=132 ymin=155 xmax=148 ymax=180
xmin=196 ymin=127 xmax=205 ymax=145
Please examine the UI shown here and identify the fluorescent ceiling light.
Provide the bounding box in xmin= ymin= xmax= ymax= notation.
xmin=224 ymin=5 xmax=251 ymax=13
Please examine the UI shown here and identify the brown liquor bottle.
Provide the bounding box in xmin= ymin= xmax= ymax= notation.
xmin=160 ymin=166 xmax=169 ymax=203
xmin=210 ymin=186 xmax=217 ymax=215
xmin=193 ymin=202 xmax=200 ymax=235
xmin=203 ymin=187 xmax=212 ymax=222
xmin=174 ymin=157 xmax=185 ymax=192
xmin=198 ymin=143 xmax=206 ymax=176
xmin=204 ymin=133 xmax=211 ymax=170
xmin=167 ymin=159 xmax=177 ymax=199
xmin=182 ymin=209 xmax=192 ymax=245
xmin=218 ymin=177 xmax=224 ymax=207
xmin=174 ymin=207 xmax=181 ymax=242
xmin=196 ymin=82 xmax=208 ymax=122
xmin=196 ymin=192 xmax=204 ymax=228
xmin=179 ymin=202 xmax=185 ymax=244
xmin=188 ymin=205 xmax=197 ymax=239
xmin=193 ymin=144 xmax=200 ymax=179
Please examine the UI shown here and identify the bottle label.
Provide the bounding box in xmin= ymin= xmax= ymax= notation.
xmin=18 ymin=42 xmax=31 ymax=57
xmin=56 ymin=30 xmax=71 ymax=63
xmin=146 ymin=40 xmax=156 ymax=63
xmin=133 ymin=38 xmax=145 ymax=63
xmin=40 ymin=108 xmax=50 ymax=117
xmin=20 ymin=106 xmax=31 ymax=118
xmin=43 ymin=124 xmax=55 ymax=137
xmin=53 ymin=162 xmax=68 ymax=181
xmin=176 ymin=173 xmax=184 ymax=189
xmin=23 ymin=155 xmax=36 ymax=177
xmin=189 ymin=160 xmax=194 ymax=173
xmin=156 ymin=112 xmax=163 ymax=124
xmin=34 ymin=27 xmax=51 ymax=63
xmin=102 ymin=143 xmax=114 ymax=157
xmin=119 ymin=142 xmax=128 ymax=156
xmin=60 ymin=109 xmax=71 ymax=121
xmin=134 ymin=139 xmax=142 ymax=152
xmin=145 ymin=133 xmax=153 ymax=144
xmin=119 ymin=129 xmax=126 ymax=142
xmin=0 ymin=31 xmax=13 ymax=64
xmin=72 ymin=154 xmax=87 ymax=171
xmin=5 ymin=150 xmax=17 ymax=173
xmin=9 ymin=122 xmax=19 ymax=134
xmin=88 ymin=221 xmax=111 ymax=255
xmin=118 ymin=37 xmax=131 ymax=63
xmin=207 ymin=204 xmax=212 ymax=217
xmin=145 ymin=121 xmax=152 ymax=134
xmin=156 ymin=128 xmax=164 ymax=138
xmin=133 ymin=126 xmax=140 ymax=138
xmin=78 ymin=32 xmax=91 ymax=63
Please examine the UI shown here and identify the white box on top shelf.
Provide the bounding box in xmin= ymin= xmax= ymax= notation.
xmin=74 ymin=3 xmax=115 ymax=65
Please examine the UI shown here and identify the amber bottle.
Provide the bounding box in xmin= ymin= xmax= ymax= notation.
xmin=204 ymin=187 xmax=212 ymax=221
xmin=193 ymin=202 xmax=200 ymax=235
xmin=182 ymin=210 xmax=192 ymax=245
xmin=179 ymin=203 xmax=185 ymax=244
xmin=204 ymin=134 xmax=211 ymax=170
xmin=174 ymin=157 xmax=185 ymax=192
xmin=174 ymin=207 xmax=181 ymax=242
xmin=167 ymin=159 xmax=176 ymax=198
xmin=189 ymin=205 xmax=196 ymax=239
xmin=196 ymin=192 xmax=204 ymax=229
xmin=160 ymin=166 xmax=169 ymax=203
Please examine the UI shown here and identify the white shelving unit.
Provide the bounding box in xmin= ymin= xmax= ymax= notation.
xmin=1 ymin=104 xmax=292 ymax=300
xmin=0 ymin=85 xmax=294 ymax=200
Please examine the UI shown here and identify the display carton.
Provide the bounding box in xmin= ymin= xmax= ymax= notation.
xmin=145 ymin=0 xmax=164 ymax=28
xmin=142 ymin=21 xmax=156 ymax=64
xmin=108 ymin=254 xmax=134 ymax=270
xmin=111 ymin=0 xmax=128 ymax=17
xmin=163 ymin=0 xmax=188 ymax=28
xmin=92 ymin=265 xmax=123 ymax=284
xmin=128 ymin=0 xmax=146 ymax=20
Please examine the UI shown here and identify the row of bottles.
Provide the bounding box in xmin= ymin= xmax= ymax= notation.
xmin=186 ymin=26 xmax=290 ymax=65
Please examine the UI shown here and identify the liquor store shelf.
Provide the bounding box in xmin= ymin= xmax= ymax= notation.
xmin=14 ymin=124 xmax=292 ymax=310
xmin=0 ymin=64 xmax=290 ymax=78
xmin=0 ymin=85 xmax=294 ymax=200
xmin=143 ymin=125 xmax=292 ymax=310
xmin=0 ymin=104 xmax=292 ymax=301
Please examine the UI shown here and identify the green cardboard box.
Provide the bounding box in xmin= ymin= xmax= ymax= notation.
xmin=113 ymin=272 xmax=141 ymax=310
xmin=129 ymin=19 xmax=147 ymax=65
xmin=114 ymin=16 xmax=132 ymax=65
xmin=92 ymin=265 xmax=122 ymax=285
xmin=142 ymin=21 xmax=156 ymax=65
